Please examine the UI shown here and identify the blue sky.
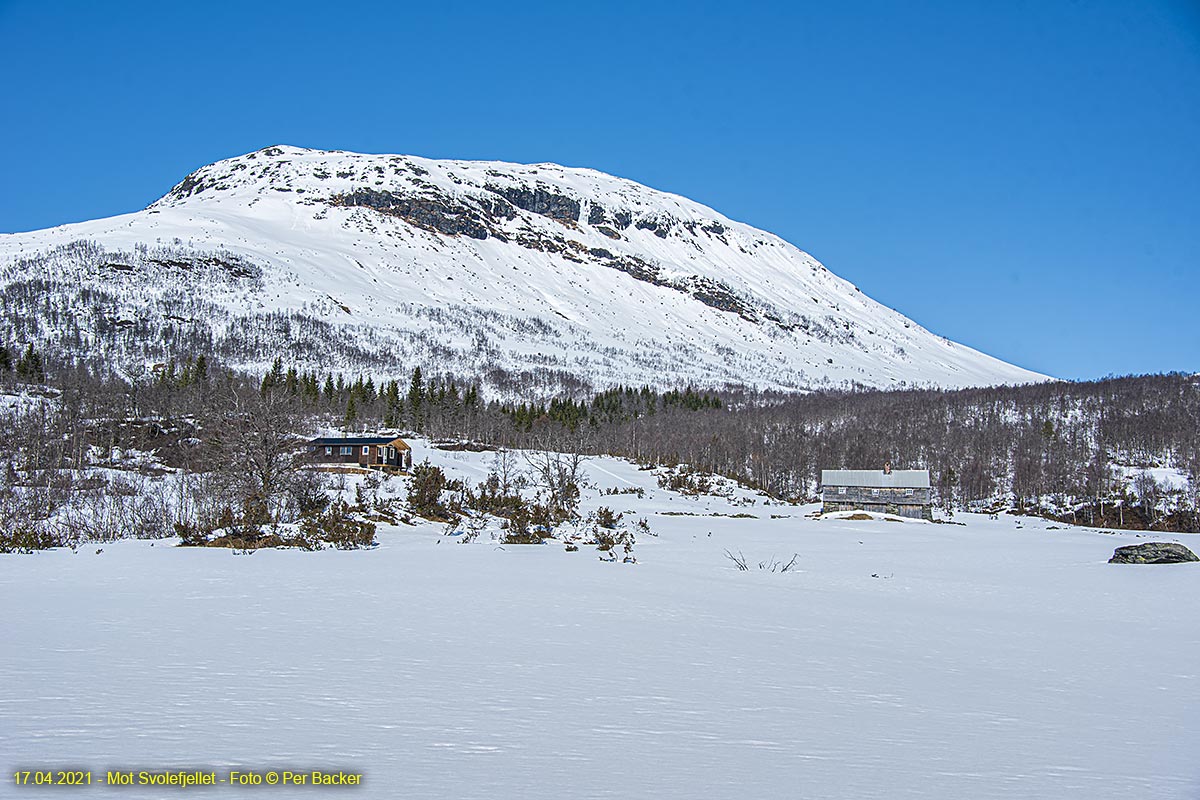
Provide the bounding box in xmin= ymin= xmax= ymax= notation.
xmin=1 ymin=0 xmax=1197 ymax=380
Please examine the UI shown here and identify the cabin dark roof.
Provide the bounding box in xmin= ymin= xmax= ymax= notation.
xmin=308 ymin=436 xmax=408 ymax=447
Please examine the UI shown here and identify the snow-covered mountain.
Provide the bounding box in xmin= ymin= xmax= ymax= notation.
xmin=0 ymin=145 xmax=1046 ymax=392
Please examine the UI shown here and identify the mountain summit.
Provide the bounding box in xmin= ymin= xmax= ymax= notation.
xmin=0 ymin=145 xmax=1045 ymax=391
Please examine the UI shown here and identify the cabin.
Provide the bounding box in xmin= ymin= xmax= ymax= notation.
xmin=305 ymin=436 xmax=412 ymax=470
xmin=820 ymin=464 xmax=932 ymax=520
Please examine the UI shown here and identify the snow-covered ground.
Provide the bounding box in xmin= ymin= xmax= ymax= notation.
xmin=3 ymin=448 xmax=1197 ymax=799
xmin=1118 ymin=464 xmax=1190 ymax=492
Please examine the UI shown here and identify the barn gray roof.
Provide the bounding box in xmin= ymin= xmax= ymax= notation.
xmin=821 ymin=469 xmax=930 ymax=488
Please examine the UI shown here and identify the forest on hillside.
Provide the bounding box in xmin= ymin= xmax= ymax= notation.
xmin=2 ymin=342 xmax=1198 ymax=550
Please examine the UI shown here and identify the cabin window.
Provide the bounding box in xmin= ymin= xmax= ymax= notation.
xmin=362 ymin=446 xmax=370 ymax=455
xmin=325 ymin=446 xmax=332 ymax=456
xmin=837 ymin=486 xmax=846 ymax=494
xmin=904 ymin=488 xmax=914 ymax=496
xmin=870 ymin=488 xmax=880 ymax=496
xmin=340 ymin=446 xmax=352 ymax=455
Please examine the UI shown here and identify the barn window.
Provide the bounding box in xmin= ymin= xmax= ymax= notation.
xmin=325 ymin=446 xmax=333 ymax=456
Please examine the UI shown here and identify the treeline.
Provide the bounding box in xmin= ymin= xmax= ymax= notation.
xmin=3 ymin=348 xmax=1198 ymax=535
xmin=589 ymin=374 xmax=1200 ymax=523
xmin=140 ymin=355 xmax=725 ymax=444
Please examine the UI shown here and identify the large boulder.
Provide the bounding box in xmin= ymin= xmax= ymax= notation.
xmin=1109 ymin=542 xmax=1199 ymax=564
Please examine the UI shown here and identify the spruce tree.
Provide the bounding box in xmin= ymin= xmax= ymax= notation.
xmin=261 ymin=357 xmax=285 ymax=395
xmin=16 ymin=344 xmax=43 ymax=383
xmin=408 ymin=366 xmax=424 ymax=430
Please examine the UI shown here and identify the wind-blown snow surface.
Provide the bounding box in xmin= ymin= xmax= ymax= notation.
xmin=0 ymin=145 xmax=1045 ymax=391
xmin=2 ymin=450 xmax=1197 ymax=799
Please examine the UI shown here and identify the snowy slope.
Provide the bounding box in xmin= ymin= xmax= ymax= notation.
xmin=2 ymin=447 xmax=1196 ymax=799
xmin=0 ymin=145 xmax=1047 ymax=391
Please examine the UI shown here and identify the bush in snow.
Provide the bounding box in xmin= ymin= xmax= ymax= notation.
xmin=0 ymin=518 xmax=65 ymax=554
xmin=500 ymin=503 xmax=555 ymax=544
xmin=297 ymin=497 xmax=377 ymax=549
xmin=594 ymin=506 xmax=622 ymax=529
xmin=407 ymin=461 xmax=449 ymax=520
xmin=580 ymin=507 xmax=640 ymax=560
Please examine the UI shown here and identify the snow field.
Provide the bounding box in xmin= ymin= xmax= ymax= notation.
xmin=2 ymin=447 xmax=1197 ymax=799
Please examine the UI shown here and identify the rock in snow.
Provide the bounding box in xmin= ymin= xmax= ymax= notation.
xmin=1109 ymin=542 xmax=1200 ymax=564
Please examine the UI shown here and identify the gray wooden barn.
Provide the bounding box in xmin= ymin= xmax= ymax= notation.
xmin=820 ymin=467 xmax=932 ymax=520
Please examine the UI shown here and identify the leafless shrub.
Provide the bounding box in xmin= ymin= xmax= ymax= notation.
xmin=456 ymin=513 xmax=488 ymax=544
xmin=725 ymin=549 xmax=800 ymax=572
xmin=57 ymin=474 xmax=175 ymax=541
xmin=524 ymin=449 xmax=585 ymax=521
xmin=762 ymin=553 xmax=801 ymax=572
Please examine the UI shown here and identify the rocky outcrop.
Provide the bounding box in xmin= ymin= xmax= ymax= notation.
xmin=255 ymin=176 xmax=774 ymax=328
xmin=689 ymin=277 xmax=759 ymax=321
xmin=485 ymin=185 xmax=580 ymax=222
xmin=587 ymin=251 xmax=760 ymax=322
xmin=163 ymin=170 xmax=233 ymax=201
xmin=586 ymin=203 xmax=632 ymax=231
xmin=1109 ymin=542 xmax=1199 ymax=564
xmin=330 ymin=188 xmax=501 ymax=240
xmin=635 ymin=215 xmax=673 ymax=239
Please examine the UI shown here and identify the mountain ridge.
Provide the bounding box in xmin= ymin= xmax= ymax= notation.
xmin=0 ymin=145 xmax=1048 ymax=394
